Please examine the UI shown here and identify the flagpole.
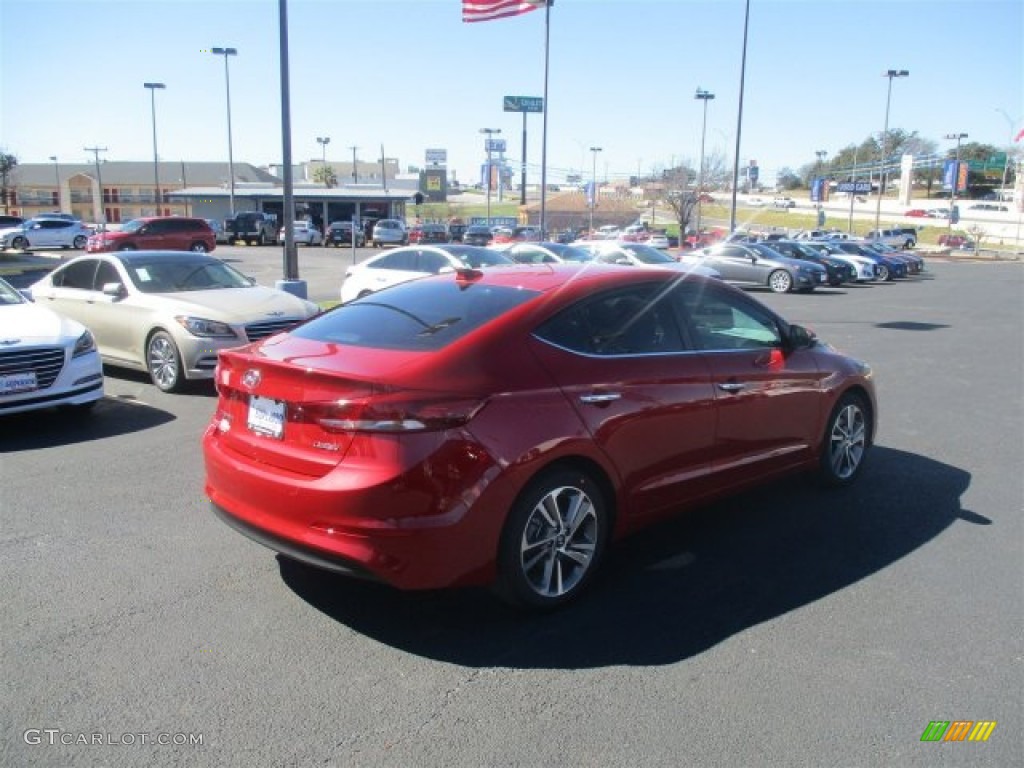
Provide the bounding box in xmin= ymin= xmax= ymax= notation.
xmin=539 ymin=0 xmax=551 ymax=237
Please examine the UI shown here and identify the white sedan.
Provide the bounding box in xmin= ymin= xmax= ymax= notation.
xmin=0 ymin=277 xmax=104 ymax=415
xmin=341 ymin=244 xmax=515 ymax=303
xmin=574 ymin=241 xmax=721 ymax=279
xmin=279 ymin=221 xmax=322 ymax=246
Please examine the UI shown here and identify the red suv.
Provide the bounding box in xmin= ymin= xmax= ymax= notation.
xmin=86 ymin=217 xmax=216 ymax=253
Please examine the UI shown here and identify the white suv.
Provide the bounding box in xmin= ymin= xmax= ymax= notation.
xmin=867 ymin=228 xmax=916 ymax=249
xmin=372 ymin=219 xmax=408 ymax=248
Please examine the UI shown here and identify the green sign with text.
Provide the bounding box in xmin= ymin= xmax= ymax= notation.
xmin=503 ymin=95 xmax=544 ymax=113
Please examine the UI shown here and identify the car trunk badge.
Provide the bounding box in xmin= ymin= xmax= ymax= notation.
xmin=242 ymin=369 xmax=261 ymax=389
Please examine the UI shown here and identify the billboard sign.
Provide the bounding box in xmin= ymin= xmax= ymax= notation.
xmin=425 ymin=148 xmax=447 ymax=165
xmin=485 ymin=139 xmax=506 ymax=153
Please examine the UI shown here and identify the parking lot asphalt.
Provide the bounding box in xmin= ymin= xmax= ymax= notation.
xmin=2 ymin=258 xmax=1021 ymax=767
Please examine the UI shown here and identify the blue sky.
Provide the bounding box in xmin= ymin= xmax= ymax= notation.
xmin=1 ymin=0 xmax=1021 ymax=186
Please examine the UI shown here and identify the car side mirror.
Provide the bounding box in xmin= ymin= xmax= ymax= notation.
xmin=787 ymin=323 xmax=817 ymax=349
xmin=102 ymin=282 xmax=126 ymax=298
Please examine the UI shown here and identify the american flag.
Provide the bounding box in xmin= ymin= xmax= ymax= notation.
xmin=463 ymin=0 xmax=547 ymax=23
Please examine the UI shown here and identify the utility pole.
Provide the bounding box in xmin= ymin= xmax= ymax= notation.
xmin=84 ymin=146 xmax=108 ymax=226
xmin=349 ymin=146 xmax=359 ymax=184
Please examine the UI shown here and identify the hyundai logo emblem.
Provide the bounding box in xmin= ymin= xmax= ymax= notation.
xmin=242 ymin=369 xmax=261 ymax=389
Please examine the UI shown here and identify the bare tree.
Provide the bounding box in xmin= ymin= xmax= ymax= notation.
xmin=663 ymin=166 xmax=698 ymax=235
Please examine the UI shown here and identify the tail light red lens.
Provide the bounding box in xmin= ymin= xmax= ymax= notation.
xmin=302 ymin=396 xmax=484 ymax=433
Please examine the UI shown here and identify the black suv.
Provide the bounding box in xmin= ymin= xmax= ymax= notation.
xmin=462 ymin=225 xmax=493 ymax=246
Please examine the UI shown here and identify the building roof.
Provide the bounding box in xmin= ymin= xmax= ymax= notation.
xmin=10 ymin=161 xmax=280 ymax=187
xmin=168 ymin=185 xmax=418 ymax=201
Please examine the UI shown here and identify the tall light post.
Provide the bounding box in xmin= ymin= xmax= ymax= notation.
xmin=349 ymin=145 xmax=359 ymax=184
xmin=49 ymin=155 xmax=61 ymax=211
xmin=695 ymin=88 xmax=715 ymax=235
xmin=211 ymin=47 xmax=237 ymax=216
xmin=945 ymin=132 xmax=968 ymax=228
xmin=728 ymin=0 xmax=751 ymax=233
xmin=480 ymin=128 xmax=501 ymax=224
xmin=84 ymin=146 xmax=107 ymax=226
xmin=143 ymin=82 xmax=166 ymax=215
xmin=874 ymin=69 xmax=909 ymax=231
xmin=316 ymin=136 xmax=330 ymax=165
xmin=589 ymin=146 xmax=602 ymax=233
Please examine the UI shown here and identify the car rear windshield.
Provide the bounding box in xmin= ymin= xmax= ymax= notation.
xmin=293 ymin=280 xmax=539 ymax=351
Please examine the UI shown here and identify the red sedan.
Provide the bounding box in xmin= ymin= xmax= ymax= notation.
xmin=204 ymin=266 xmax=876 ymax=608
xmin=904 ymin=209 xmax=928 ymax=217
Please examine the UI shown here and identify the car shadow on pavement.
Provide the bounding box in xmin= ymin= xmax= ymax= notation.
xmin=278 ymin=446 xmax=977 ymax=669
xmin=0 ymin=395 xmax=176 ymax=450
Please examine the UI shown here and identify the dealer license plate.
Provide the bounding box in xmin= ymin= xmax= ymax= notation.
xmin=247 ymin=395 xmax=285 ymax=439
xmin=0 ymin=371 xmax=38 ymax=394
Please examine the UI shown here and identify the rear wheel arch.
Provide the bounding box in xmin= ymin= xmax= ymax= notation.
xmin=495 ymin=456 xmax=618 ymax=608
xmin=508 ymin=455 xmax=620 ymax=541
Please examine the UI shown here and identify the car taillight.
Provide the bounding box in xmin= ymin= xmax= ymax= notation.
xmin=301 ymin=396 xmax=483 ymax=433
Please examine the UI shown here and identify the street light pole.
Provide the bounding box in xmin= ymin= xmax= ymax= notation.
xmin=84 ymin=146 xmax=108 ymax=227
xmin=695 ymin=88 xmax=715 ymax=235
xmin=944 ymin=132 xmax=968 ymax=229
xmin=349 ymin=145 xmax=359 ymax=184
xmin=589 ymin=146 xmax=602 ymax=233
xmin=211 ymin=47 xmax=237 ymax=216
xmin=480 ymin=128 xmax=501 ymax=224
xmin=49 ymin=155 xmax=61 ymax=212
xmin=848 ymin=145 xmax=859 ymax=233
xmin=316 ymin=136 xmax=330 ymax=172
xmin=728 ymin=0 xmax=751 ymax=234
xmin=874 ymin=69 xmax=909 ymax=231
xmin=143 ymin=82 xmax=166 ymax=215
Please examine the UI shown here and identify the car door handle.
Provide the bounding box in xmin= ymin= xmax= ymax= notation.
xmin=579 ymin=393 xmax=621 ymax=404
xmin=717 ymin=382 xmax=746 ymax=392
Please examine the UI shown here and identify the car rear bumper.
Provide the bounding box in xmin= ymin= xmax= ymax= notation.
xmin=202 ymin=426 xmax=502 ymax=590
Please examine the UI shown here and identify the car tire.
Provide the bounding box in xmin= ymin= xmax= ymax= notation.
xmin=818 ymin=391 xmax=870 ymax=487
xmin=73 ymin=235 xmax=87 ymax=249
xmin=877 ymin=264 xmax=890 ymax=281
xmin=768 ymin=269 xmax=793 ymax=293
xmin=12 ymin=235 xmax=28 ymax=250
xmin=189 ymin=242 xmax=208 ymax=253
xmin=496 ymin=467 xmax=609 ymax=610
xmin=146 ymin=330 xmax=185 ymax=393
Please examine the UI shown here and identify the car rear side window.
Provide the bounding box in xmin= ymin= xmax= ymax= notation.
xmin=535 ymin=285 xmax=685 ymax=356
xmin=55 ymin=259 xmax=99 ymax=290
xmin=293 ymin=281 xmax=538 ymax=351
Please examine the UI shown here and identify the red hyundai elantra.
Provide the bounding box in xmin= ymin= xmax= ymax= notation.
xmin=203 ymin=265 xmax=876 ymax=608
